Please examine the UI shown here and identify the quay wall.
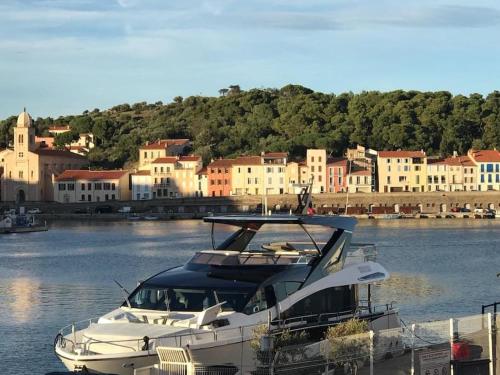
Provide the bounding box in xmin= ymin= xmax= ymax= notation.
xmin=2 ymin=191 xmax=500 ymax=217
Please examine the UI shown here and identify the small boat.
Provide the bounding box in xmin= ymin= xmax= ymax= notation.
xmin=143 ymin=215 xmax=159 ymax=221
xmin=127 ymin=214 xmax=142 ymax=221
xmin=0 ymin=213 xmax=48 ymax=234
xmin=382 ymin=213 xmax=401 ymax=220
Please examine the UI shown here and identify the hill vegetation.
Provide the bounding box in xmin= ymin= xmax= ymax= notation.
xmin=1 ymin=85 xmax=500 ymax=169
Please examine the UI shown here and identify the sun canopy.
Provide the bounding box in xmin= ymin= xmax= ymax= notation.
xmin=204 ymin=214 xmax=357 ymax=232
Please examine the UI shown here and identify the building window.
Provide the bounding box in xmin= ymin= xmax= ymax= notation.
xmin=487 ymin=164 xmax=494 ymax=173
xmin=87 ymin=183 xmax=92 ymax=190
xmin=311 ymin=156 xmax=315 ymax=162
xmin=318 ymin=156 xmax=322 ymax=162
xmin=94 ymin=183 xmax=102 ymax=190
xmin=18 ymin=134 xmax=24 ymax=144
xmin=19 ymin=171 xmax=23 ymax=179
xmin=81 ymin=183 xmax=85 ymax=191
xmin=111 ymin=183 xmax=116 ymax=190
xmin=318 ymin=166 xmax=322 ymax=172
xmin=481 ymin=164 xmax=485 ymax=173
xmin=144 ymin=152 xmax=147 ymax=158
xmin=18 ymin=152 xmax=23 ymax=158
xmin=311 ymin=166 xmax=315 ymax=172
xmin=154 ymin=167 xmax=158 ymax=173
xmin=81 ymin=194 xmax=85 ymax=201
xmin=105 ymin=194 xmax=109 ymax=201
xmin=217 ymin=179 xmax=222 ymax=185
xmin=247 ymin=167 xmax=252 ymax=173
xmin=58 ymin=183 xmax=66 ymax=190
xmin=68 ymin=183 xmax=75 ymax=191
xmin=247 ymin=178 xmax=252 ymax=184
xmin=104 ymin=183 xmax=111 ymax=190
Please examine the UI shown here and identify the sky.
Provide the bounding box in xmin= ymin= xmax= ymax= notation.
xmin=1 ymin=0 xmax=500 ymax=119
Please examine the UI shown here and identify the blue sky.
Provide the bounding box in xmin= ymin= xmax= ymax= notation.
xmin=1 ymin=0 xmax=500 ymax=119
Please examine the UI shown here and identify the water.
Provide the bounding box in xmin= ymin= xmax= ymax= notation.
xmin=0 ymin=219 xmax=499 ymax=374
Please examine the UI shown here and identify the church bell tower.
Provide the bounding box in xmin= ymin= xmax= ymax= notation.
xmin=14 ymin=109 xmax=35 ymax=158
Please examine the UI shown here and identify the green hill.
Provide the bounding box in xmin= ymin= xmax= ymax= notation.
xmin=1 ymin=85 xmax=500 ymax=169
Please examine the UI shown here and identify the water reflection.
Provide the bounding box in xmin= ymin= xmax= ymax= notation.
xmin=3 ymin=278 xmax=41 ymax=324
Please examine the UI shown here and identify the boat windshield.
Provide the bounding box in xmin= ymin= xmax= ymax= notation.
xmin=127 ymin=286 xmax=256 ymax=313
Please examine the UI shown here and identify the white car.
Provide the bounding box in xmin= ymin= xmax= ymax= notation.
xmin=27 ymin=208 xmax=42 ymax=214
xmin=118 ymin=206 xmax=132 ymax=213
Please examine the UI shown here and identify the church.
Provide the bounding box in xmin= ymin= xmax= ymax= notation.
xmin=0 ymin=110 xmax=88 ymax=203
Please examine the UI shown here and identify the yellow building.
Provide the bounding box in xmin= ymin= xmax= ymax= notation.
xmin=262 ymin=152 xmax=287 ymax=195
xmin=0 ymin=111 xmax=87 ymax=202
xmin=138 ymin=139 xmax=191 ymax=169
xmin=149 ymin=155 xmax=203 ymax=198
xmin=347 ymin=169 xmax=372 ymax=193
xmin=53 ymin=170 xmax=131 ymax=203
xmin=231 ymin=156 xmax=263 ymax=196
xmin=306 ymin=149 xmax=327 ymax=193
xmin=377 ymin=151 xmax=427 ymax=193
xmin=426 ymin=159 xmax=448 ymax=192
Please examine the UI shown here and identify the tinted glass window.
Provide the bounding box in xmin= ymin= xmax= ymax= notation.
xmin=283 ymin=286 xmax=356 ymax=319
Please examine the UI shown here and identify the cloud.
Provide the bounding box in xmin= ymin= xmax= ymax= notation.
xmin=368 ymin=5 xmax=500 ymax=28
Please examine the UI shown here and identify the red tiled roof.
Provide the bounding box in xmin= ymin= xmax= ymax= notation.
xmin=349 ymin=169 xmax=371 ymax=176
xmin=152 ymin=155 xmax=200 ymax=164
xmin=196 ymin=167 xmax=208 ymax=175
xmin=48 ymin=125 xmax=70 ymax=131
xmin=152 ymin=157 xmax=178 ymax=164
xmin=233 ymin=156 xmax=262 ymax=165
xmin=263 ymin=152 xmax=288 ymax=158
xmin=327 ymin=157 xmax=348 ymax=166
xmin=34 ymin=149 xmax=87 ymax=159
xmin=469 ymin=149 xmax=500 ymax=163
xmin=378 ymin=150 xmax=426 ymax=158
xmin=140 ymin=139 xmax=190 ymax=150
xmin=131 ymin=170 xmax=151 ymax=176
xmin=55 ymin=170 xmax=128 ymax=181
xmin=179 ymin=155 xmax=201 ymax=162
xmin=427 ymin=158 xmax=446 ymax=165
xmin=208 ymin=158 xmax=235 ymax=168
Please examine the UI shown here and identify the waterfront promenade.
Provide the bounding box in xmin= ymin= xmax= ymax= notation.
xmin=3 ymin=190 xmax=500 ymax=218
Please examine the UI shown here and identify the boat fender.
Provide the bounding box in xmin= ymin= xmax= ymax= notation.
xmin=141 ymin=336 xmax=150 ymax=351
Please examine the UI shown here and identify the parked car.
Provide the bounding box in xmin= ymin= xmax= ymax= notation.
xmin=95 ymin=205 xmax=113 ymax=214
xmin=27 ymin=208 xmax=42 ymax=214
xmin=73 ymin=207 xmax=90 ymax=214
xmin=118 ymin=206 xmax=132 ymax=213
xmin=450 ymin=207 xmax=461 ymax=213
xmin=474 ymin=208 xmax=485 ymax=214
xmin=461 ymin=208 xmax=471 ymax=213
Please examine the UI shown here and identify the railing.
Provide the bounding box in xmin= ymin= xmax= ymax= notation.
xmin=55 ymin=306 xmax=397 ymax=357
xmin=482 ymin=301 xmax=500 ymax=316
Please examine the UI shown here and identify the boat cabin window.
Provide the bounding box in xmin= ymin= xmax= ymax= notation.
xmin=273 ymin=281 xmax=302 ymax=302
xmin=243 ymin=285 xmax=276 ymax=315
xmin=128 ymin=286 xmax=255 ymax=312
xmin=282 ymin=286 xmax=356 ymax=319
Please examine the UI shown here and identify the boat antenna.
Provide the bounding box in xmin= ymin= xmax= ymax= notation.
xmin=113 ymin=279 xmax=132 ymax=308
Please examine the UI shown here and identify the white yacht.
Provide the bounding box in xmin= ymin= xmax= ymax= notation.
xmin=54 ymin=214 xmax=400 ymax=374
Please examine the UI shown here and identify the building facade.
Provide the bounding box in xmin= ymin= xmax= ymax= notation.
xmin=327 ymin=158 xmax=348 ymax=193
xmin=207 ymin=159 xmax=234 ymax=197
xmin=131 ymin=170 xmax=152 ymax=200
xmin=307 ymin=149 xmax=327 ymax=193
xmin=53 ymin=170 xmax=131 ymax=203
xmin=231 ymin=156 xmax=263 ymax=196
xmin=468 ymin=149 xmax=500 ymax=191
xmin=138 ymin=139 xmax=190 ymax=169
xmin=377 ymin=151 xmax=427 ymax=193
xmin=0 ymin=111 xmax=87 ymax=202
xmin=262 ymin=152 xmax=287 ymax=195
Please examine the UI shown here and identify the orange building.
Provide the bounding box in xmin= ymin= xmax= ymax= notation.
xmin=207 ymin=158 xmax=234 ymax=196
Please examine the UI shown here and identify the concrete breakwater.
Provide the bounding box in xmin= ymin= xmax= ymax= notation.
xmin=2 ymin=191 xmax=500 ymax=218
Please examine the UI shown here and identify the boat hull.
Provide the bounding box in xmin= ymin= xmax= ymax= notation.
xmin=56 ymin=349 xmax=158 ymax=375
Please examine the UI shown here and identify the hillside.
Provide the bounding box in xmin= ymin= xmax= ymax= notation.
xmin=1 ymin=85 xmax=500 ymax=169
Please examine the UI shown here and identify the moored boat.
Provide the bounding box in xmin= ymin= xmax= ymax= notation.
xmin=54 ymin=214 xmax=400 ymax=375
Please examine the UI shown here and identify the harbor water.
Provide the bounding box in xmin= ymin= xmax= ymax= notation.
xmin=0 ymin=219 xmax=499 ymax=374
